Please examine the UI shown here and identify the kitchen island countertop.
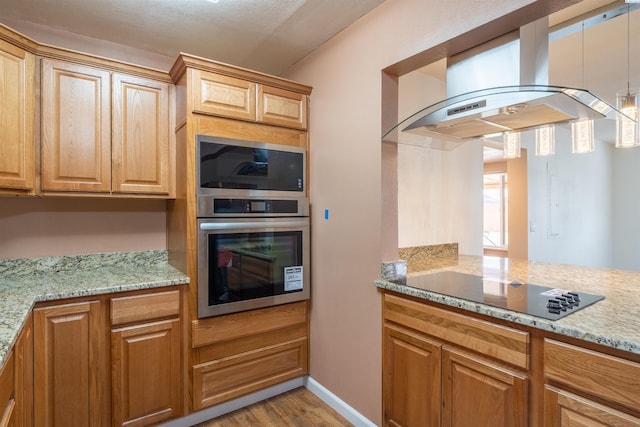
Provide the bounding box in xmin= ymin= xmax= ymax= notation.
xmin=376 ymin=255 xmax=640 ymax=355
xmin=0 ymin=250 xmax=189 ymax=368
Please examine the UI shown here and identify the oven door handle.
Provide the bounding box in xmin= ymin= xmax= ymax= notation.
xmin=199 ymin=220 xmax=308 ymax=230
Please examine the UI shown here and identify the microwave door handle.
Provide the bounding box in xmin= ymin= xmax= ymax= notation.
xmin=200 ymin=221 xmax=307 ymax=230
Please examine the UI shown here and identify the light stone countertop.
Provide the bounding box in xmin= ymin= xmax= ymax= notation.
xmin=0 ymin=250 xmax=189 ymax=368
xmin=376 ymin=255 xmax=640 ymax=355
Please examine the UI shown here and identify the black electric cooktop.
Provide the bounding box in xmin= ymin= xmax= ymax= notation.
xmin=398 ymin=271 xmax=604 ymax=320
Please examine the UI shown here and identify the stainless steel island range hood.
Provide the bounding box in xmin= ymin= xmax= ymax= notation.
xmin=383 ymin=17 xmax=630 ymax=149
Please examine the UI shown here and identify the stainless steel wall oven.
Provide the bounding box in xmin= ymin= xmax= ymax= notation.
xmin=196 ymin=135 xmax=310 ymax=318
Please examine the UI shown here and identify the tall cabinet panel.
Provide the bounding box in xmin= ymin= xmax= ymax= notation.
xmin=40 ymin=58 xmax=111 ymax=192
xmin=34 ymin=301 xmax=107 ymax=427
xmin=112 ymin=73 xmax=170 ymax=195
xmin=0 ymin=37 xmax=35 ymax=193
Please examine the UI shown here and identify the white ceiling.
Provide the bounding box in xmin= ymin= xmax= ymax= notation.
xmin=0 ymin=0 xmax=386 ymax=75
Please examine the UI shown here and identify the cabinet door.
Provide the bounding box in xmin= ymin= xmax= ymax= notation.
xmin=0 ymin=39 xmax=35 ymax=193
xmin=34 ymin=301 xmax=107 ymax=427
xmin=191 ymin=69 xmax=256 ymax=121
xmin=41 ymin=59 xmax=111 ymax=192
xmin=0 ymin=351 xmax=15 ymax=427
xmin=382 ymin=326 xmax=441 ymax=427
xmin=442 ymin=346 xmax=527 ymax=427
xmin=112 ymin=73 xmax=171 ymax=195
xmin=257 ymin=85 xmax=308 ymax=130
xmin=14 ymin=314 xmax=33 ymax=427
xmin=111 ymin=319 xmax=181 ymax=427
xmin=383 ymin=324 xmax=441 ymax=427
xmin=544 ymin=386 xmax=640 ymax=427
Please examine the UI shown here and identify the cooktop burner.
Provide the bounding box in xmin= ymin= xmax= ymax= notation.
xmin=398 ymin=271 xmax=605 ymax=320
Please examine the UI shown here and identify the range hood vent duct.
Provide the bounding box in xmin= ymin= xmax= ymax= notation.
xmin=383 ymin=17 xmax=631 ymax=150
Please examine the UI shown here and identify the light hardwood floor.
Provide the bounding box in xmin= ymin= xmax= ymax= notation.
xmin=195 ymin=387 xmax=354 ymax=426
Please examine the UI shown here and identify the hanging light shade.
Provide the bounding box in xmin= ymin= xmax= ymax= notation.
xmin=503 ymin=132 xmax=521 ymax=159
xmin=571 ymin=120 xmax=595 ymax=153
xmin=535 ymin=125 xmax=555 ymax=156
xmin=615 ymin=5 xmax=639 ymax=148
xmin=616 ymin=90 xmax=640 ymax=147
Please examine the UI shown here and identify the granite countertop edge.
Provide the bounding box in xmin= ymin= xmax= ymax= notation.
xmin=375 ymin=278 xmax=639 ymax=355
xmin=0 ymin=250 xmax=190 ymax=368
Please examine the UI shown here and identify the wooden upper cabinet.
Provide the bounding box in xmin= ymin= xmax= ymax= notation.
xmin=112 ymin=73 xmax=170 ymax=195
xmin=191 ymin=69 xmax=257 ymax=121
xmin=188 ymin=66 xmax=309 ymax=130
xmin=258 ymin=85 xmax=308 ymax=130
xmin=0 ymin=38 xmax=35 ymax=194
xmin=41 ymin=58 xmax=111 ymax=192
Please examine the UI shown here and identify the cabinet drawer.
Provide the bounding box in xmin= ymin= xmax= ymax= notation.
xmin=192 ymin=338 xmax=307 ymax=409
xmin=384 ymin=293 xmax=529 ymax=369
xmin=111 ymin=290 xmax=180 ymax=326
xmin=544 ymin=339 xmax=640 ymax=411
xmin=192 ymin=301 xmax=307 ymax=348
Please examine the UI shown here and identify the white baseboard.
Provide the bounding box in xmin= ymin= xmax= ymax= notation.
xmin=304 ymin=377 xmax=377 ymax=427
xmin=157 ymin=377 xmax=305 ymax=427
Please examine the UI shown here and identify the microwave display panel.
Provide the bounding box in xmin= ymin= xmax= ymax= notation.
xmin=199 ymin=140 xmax=304 ymax=193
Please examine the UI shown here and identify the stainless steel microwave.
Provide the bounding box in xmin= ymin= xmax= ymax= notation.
xmin=197 ymin=135 xmax=306 ymax=199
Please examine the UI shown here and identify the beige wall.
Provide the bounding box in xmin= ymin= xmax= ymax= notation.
xmin=284 ymin=0 xmax=538 ymax=423
xmin=0 ymin=198 xmax=167 ymax=260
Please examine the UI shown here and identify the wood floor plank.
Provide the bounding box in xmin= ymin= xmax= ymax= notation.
xmin=196 ymin=387 xmax=353 ymax=426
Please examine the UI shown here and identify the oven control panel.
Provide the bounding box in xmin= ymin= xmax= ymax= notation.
xmin=197 ymin=196 xmax=309 ymax=217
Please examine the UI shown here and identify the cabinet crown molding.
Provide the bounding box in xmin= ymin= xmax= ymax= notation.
xmin=170 ymin=53 xmax=312 ymax=95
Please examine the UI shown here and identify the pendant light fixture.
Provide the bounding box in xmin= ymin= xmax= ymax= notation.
xmin=503 ymin=132 xmax=521 ymax=159
xmin=615 ymin=5 xmax=640 ymax=148
xmin=535 ymin=125 xmax=555 ymax=156
xmin=572 ymin=21 xmax=595 ymax=153
xmin=572 ymin=120 xmax=595 ymax=153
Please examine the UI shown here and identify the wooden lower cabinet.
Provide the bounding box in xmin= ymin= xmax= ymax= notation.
xmin=383 ymin=292 xmax=530 ymax=427
xmin=31 ymin=287 xmax=184 ymax=427
xmin=382 ymin=323 xmax=527 ymax=427
xmin=191 ymin=301 xmax=309 ymax=410
xmin=193 ymin=338 xmax=307 ymax=408
xmin=0 ymin=351 xmax=15 ymax=427
xmin=544 ymin=387 xmax=640 ymax=426
xmin=544 ymin=339 xmax=640 ymax=426
xmin=383 ymin=325 xmax=441 ymax=427
xmin=111 ymin=319 xmax=182 ymax=427
xmin=14 ymin=314 xmax=33 ymax=427
xmin=0 ymin=314 xmax=33 ymax=427
xmin=33 ymin=300 xmax=108 ymax=427
xmin=442 ymin=347 xmax=527 ymax=427
xmin=383 ymin=291 xmax=640 ymax=427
